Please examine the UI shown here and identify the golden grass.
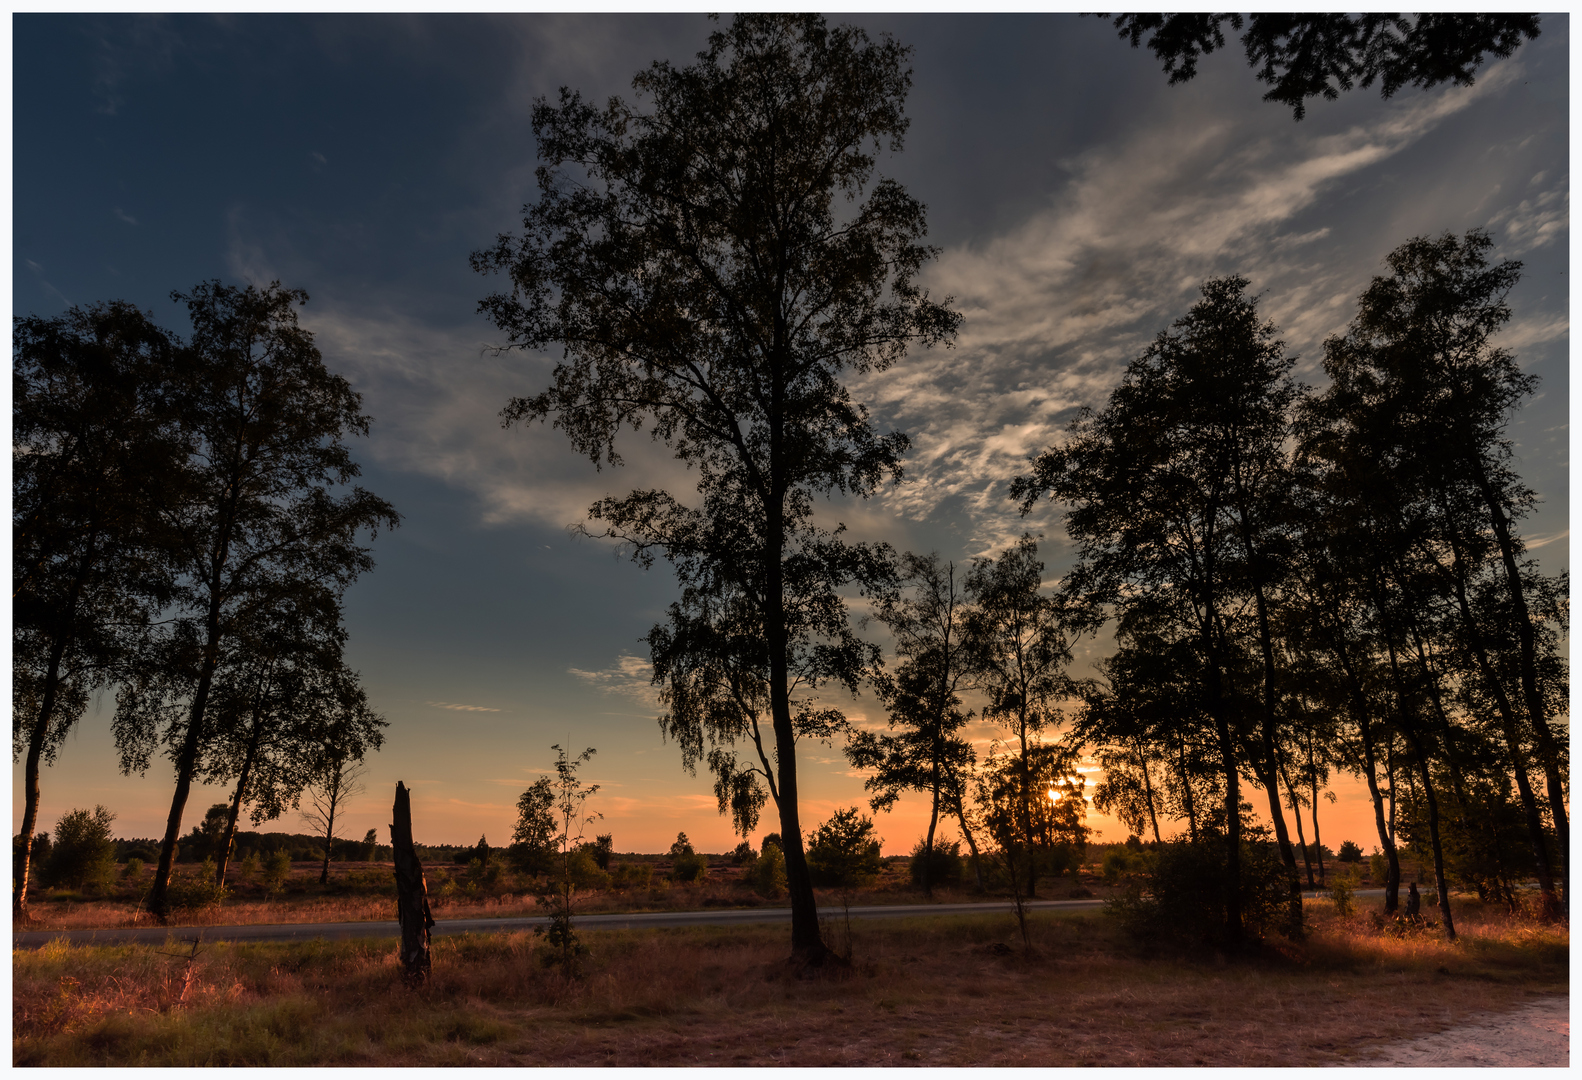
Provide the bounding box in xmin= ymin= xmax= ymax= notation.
xmin=14 ymin=897 xmax=1567 ymax=1067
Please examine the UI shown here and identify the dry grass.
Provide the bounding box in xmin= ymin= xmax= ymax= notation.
xmin=14 ymin=897 xmax=1566 ymax=1067
xmin=17 ymin=859 xmax=1111 ymax=931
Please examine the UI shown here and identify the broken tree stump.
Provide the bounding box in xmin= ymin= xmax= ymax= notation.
xmin=391 ymin=781 xmax=434 ymax=985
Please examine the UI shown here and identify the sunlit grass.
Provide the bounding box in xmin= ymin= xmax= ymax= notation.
xmin=15 ymin=900 xmax=1566 ymax=1066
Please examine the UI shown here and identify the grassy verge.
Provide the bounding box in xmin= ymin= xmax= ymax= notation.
xmin=15 ymin=897 xmax=1566 ymax=1066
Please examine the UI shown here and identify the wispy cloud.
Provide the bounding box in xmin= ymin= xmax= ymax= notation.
xmin=427 ymin=701 xmax=502 ymax=712
xmin=569 ymin=654 xmax=658 ymax=707
xmin=852 ymin=60 xmax=1541 ymax=557
xmin=114 ymin=207 xmax=138 ymax=226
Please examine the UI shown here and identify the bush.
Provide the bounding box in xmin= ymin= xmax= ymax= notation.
xmin=1337 ymin=840 xmax=1364 ymax=863
xmin=1329 ymin=866 xmax=1358 ymax=917
xmin=42 ymin=806 xmax=117 ymax=892
xmin=1108 ymin=833 xmax=1299 ymax=949
xmin=1369 ymin=851 xmax=1388 ymax=884
xmin=122 ymin=857 xmax=145 ymax=881
xmin=1102 ymin=847 xmax=1150 ymax=884
xmin=731 ymin=841 xmax=755 ymax=865
xmin=166 ymin=860 xmax=226 ymax=911
xmin=262 ymin=850 xmax=292 ymax=895
xmin=806 ymin=807 xmax=883 ymax=890
xmin=237 ymin=852 xmax=259 ymax=884
xmin=586 ymin=833 xmax=614 ymax=871
xmin=750 ymin=842 xmax=787 ymax=898
xmin=909 ymin=837 xmax=963 ymax=888
xmin=611 ymin=862 xmax=653 ymax=890
xmin=671 ymin=850 xmax=709 ymax=883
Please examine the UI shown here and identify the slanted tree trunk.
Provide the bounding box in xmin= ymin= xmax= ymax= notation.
xmin=391 ymin=781 xmax=433 ymax=985
xmin=215 ymin=723 xmax=263 ymax=886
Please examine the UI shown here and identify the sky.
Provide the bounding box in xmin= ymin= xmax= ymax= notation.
xmin=11 ymin=13 xmax=1571 ymax=857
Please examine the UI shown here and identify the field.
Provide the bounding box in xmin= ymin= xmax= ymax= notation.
xmin=14 ymin=898 xmax=1566 ymax=1066
xmin=14 ymin=853 xmax=1120 ymax=931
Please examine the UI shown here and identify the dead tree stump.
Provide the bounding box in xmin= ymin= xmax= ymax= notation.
xmin=391 ymin=781 xmax=434 ymax=985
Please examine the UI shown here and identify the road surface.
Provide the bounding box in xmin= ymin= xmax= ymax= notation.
xmin=13 ymin=897 xmax=1105 ymax=949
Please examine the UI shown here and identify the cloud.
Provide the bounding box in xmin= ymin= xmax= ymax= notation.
xmin=569 ymin=654 xmax=658 ymax=707
xmin=849 ymin=60 xmax=1533 ymax=557
xmin=427 ymin=701 xmax=501 ymax=712
xmin=1487 ymin=172 xmax=1569 ymax=255
xmin=302 ymin=303 xmax=703 ymax=532
xmin=309 ymin=150 xmax=328 ymax=170
xmin=114 ymin=207 xmax=138 ymax=225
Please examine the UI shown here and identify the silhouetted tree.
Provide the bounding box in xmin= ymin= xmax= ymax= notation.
xmin=962 ymin=535 xmax=1078 ymax=897
xmin=847 ymin=553 xmax=979 ymax=895
xmin=510 ymin=777 xmax=557 ymax=876
xmin=114 ymin=281 xmax=398 ymax=920
xmin=299 ymin=690 xmax=381 ymax=885
xmin=1105 ymin=14 xmax=1541 ymax=120
xmin=472 ymin=14 xmax=959 ymax=965
xmin=1015 ymin=278 xmax=1308 ymax=946
xmin=12 ymin=302 xmax=185 ymax=917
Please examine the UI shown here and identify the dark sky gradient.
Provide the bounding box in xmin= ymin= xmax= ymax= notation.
xmin=13 ymin=14 xmax=1569 ymax=853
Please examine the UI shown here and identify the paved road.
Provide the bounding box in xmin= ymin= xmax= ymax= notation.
xmin=13 ymin=898 xmax=1106 ymax=950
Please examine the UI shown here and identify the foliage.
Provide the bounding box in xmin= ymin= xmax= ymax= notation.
xmin=532 ymin=745 xmax=601 ymax=973
xmin=1109 ymin=832 xmax=1300 ymax=950
xmin=42 ymin=806 xmax=118 ymax=892
xmin=1328 ymin=866 xmax=1358 ymax=917
xmin=1102 ymin=847 xmax=1150 ymax=885
xmin=730 ymin=841 xmax=755 ymax=865
xmin=610 ymin=863 xmax=653 ymax=891
xmin=806 ymin=807 xmax=883 ymax=890
xmin=1336 ymin=840 xmax=1363 ymax=863
xmin=908 ymin=838 xmax=963 ymax=889
xmin=473 ymin=12 xmax=959 ymax=962
xmin=749 ymin=842 xmax=788 ymax=899
xmin=509 ymin=777 xmax=556 ymax=877
xmin=13 ymin=301 xmax=186 ymax=915
xmin=851 ymin=553 xmax=980 ymax=895
xmin=1106 ymin=14 xmax=1541 ymax=119
xmin=106 ymin=279 xmax=398 ymax=920
xmin=123 ymin=857 xmax=145 ymax=880
xmin=261 ymin=851 xmax=292 ymax=897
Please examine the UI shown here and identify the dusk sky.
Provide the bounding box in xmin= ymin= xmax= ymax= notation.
xmin=12 ymin=13 xmax=1570 ymax=856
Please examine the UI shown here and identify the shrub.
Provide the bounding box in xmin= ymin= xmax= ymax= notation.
xmin=167 ymin=860 xmax=226 ymax=911
xmin=671 ymin=850 xmax=709 ymax=884
xmin=1108 ymin=833 xmax=1299 ymax=949
xmin=586 ymin=833 xmax=614 ymax=871
xmin=611 ymin=862 xmax=653 ymax=890
xmin=806 ymin=807 xmax=882 ymax=889
xmin=122 ymin=857 xmax=145 ymax=880
xmin=908 ymin=837 xmax=963 ymax=888
xmin=731 ymin=841 xmax=755 ymax=865
xmin=1368 ymin=851 xmax=1388 ymax=884
xmin=1329 ymin=866 xmax=1358 ymax=917
xmin=238 ymin=851 xmax=259 ymax=884
xmin=750 ymin=842 xmax=787 ymax=898
xmin=42 ymin=806 xmax=117 ymax=892
xmin=1337 ymin=840 xmax=1364 ymax=863
xmin=1102 ymin=847 xmax=1149 ymax=884
xmin=262 ymin=850 xmax=292 ymax=896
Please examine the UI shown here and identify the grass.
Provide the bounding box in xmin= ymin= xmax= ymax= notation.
xmin=15 ymin=857 xmax=1115 ymax=931
xmin=14 ymin=897 xmax=1566 ymax=1066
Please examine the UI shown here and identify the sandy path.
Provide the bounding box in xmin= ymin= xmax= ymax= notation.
xmin=1360 ymin=995 xmax=1568 ymax=1067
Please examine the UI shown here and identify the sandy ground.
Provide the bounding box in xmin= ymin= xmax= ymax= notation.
xmin=1360 ymin=995 xmax=1569 ymax=1067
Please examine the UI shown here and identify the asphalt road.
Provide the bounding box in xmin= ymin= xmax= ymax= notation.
xmin=14 ymin=898 xmax=1106 ymax=950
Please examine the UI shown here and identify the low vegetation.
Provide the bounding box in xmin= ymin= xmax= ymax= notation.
xmin=14 ymin=899 xmax=1566 ymax=1066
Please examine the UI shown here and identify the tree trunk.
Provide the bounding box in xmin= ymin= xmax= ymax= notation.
xmin=15 ymin=547 xmax=93 ymax=919
xmin=1307 ymin=734 xmax=1326 ymax=887
xmin=391 ymin=781 xmax=433 ymax=985
xmin=1135 ymin=738 xmax=1162 ymax=845
xmin=1443 ymin=546 xmax=1561 ymax=918
xmin=319 ymin=764 xmax=341 ymax=886
xmin=1358 ymin=719 xmax=1401 ymax=913
xmin=1474 ymin=468 xmax=1567 ymax=913
xmin=149 ymin=655 xmax=218 ymax=920
xmin=216 ymin=725 xmax=262 ymax=886
xmin=1281 ymin=758 xmax=1315 ymax=888
xmin=948 ymin=787 xmax=986 ymax=890
xmin=922 ymin=760 xmax=940 ymax=898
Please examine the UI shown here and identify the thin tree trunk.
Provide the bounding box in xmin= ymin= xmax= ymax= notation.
xmin=1307 ymin=731 xmax=1326 ymax=887
xmin=15 ymin=548 xmax=94 ymax=918
xmin=1442 ymin=543 xmax=1561 ymax=918
xmin=216 ymin=736 xmax=259 ymax=887
xmin=922 ymin=760 xmax=941 ymax=898
xmin=319 ymin=764 xmax=342 ymax=886
xmin=1473 ymin=468 xmax=1567 ymax=912
xmin=1281 ymin=758 xmax=1315 ymax=888
xmin=149 ymin=651 xmax=218 ymax=920
xmin=1358 ymin=718 xmax=1401 ymax=913
xmin=1135 ymin=737 xmax=1162 ymax=845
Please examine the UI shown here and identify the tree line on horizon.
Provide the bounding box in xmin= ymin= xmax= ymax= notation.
xmin=13 ymin=14 xmax=1561 ymax=958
